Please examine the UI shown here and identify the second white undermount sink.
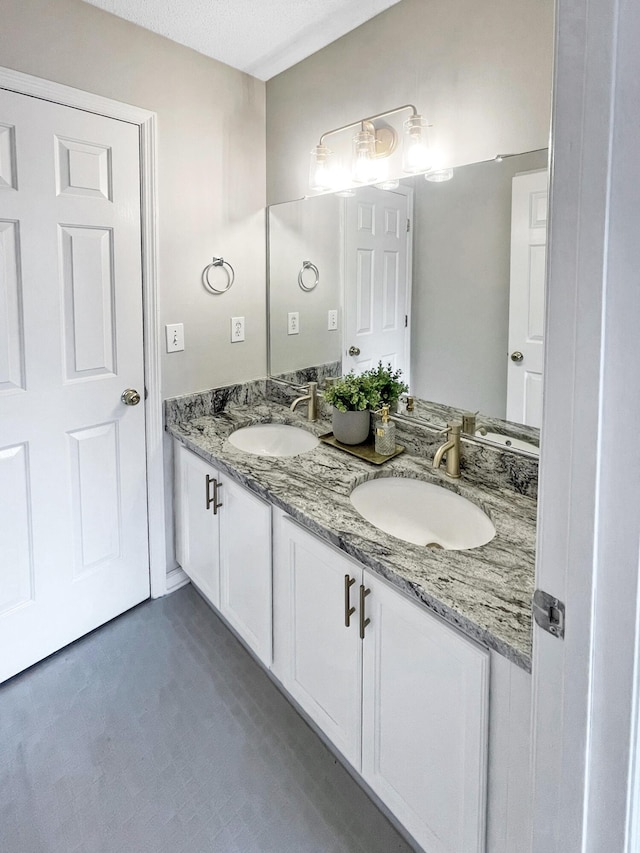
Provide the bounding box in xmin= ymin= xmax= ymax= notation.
xmin=228 ymin=423 xmax=319 ymax=457
xmin=350 ymin=477 xmax=495 ymax=551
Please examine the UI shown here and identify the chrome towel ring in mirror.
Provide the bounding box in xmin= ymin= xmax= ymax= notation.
xmin=203 ymin=257 xmax=235 ymax=294
xmin=298 ymin=260 xmax=319 ymax=292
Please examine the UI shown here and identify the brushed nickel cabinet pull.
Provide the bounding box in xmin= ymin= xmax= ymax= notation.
xmin=205 ymin=474 xmax=215 ymax=511
xmin=212 ymin=479 xmax=223 ymax=515
xmin=205 ymin=475 xmax=223 ymax=514
xmin=344 ymin=575 xmax=356 ymax=627
xmin=359 ymin=585 xmax=371 ymax=639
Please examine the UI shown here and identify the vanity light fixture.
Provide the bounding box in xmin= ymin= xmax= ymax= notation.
xmin=375 ymin=178 xmax=400 ymax=191
xmin=309 ymin=104 xmax=432 ymax=193
xmin=425 ymin=168 xmax=454 ymax=182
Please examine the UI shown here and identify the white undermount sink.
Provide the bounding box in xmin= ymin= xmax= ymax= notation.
xmin=228 ymin=423 xmax=319 ymax=457
xmin=350 ymin=477 xmax=496 ymax=551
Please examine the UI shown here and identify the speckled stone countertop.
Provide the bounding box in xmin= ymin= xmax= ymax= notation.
xmin=167 ymin=393 xmax=536 ymax=671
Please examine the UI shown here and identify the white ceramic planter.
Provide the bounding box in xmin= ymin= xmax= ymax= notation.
xmin=332 ymin=409 xmax=370 ymax=445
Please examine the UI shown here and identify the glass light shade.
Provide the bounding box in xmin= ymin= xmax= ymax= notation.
xmin=352 ymin=129 xmax=377 ymax=183
xmin=375 ymin=178 xmax=400 ymax=190
xmin=425 ymin=167 xmax=454 ymax=183
xmin=309 ymin=144 xmax=334 ymax=192
xmin=402 ymin=114 xmax=431 ymax=173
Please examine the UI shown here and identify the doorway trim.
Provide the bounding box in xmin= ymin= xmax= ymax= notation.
xmin=0 ymin=66 xmax=168 ymax=598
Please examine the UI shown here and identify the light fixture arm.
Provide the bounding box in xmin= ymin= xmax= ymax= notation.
xmin=317 ymin=104 xmax=418 ymax=147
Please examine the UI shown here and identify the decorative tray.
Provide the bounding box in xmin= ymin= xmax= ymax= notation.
xmin=319 ymin=432 xmax=405 ymax=465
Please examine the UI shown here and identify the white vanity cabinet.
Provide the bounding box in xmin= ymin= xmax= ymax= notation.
xmin=273 ymin=510 xmax=490 ymax=853
xmin=272 ymin=513 xmax=363 ymax=767
xmin=174 ymin=442 xmax=272 ymax=666
xmin=362 ymin=569 xmax=489 ymax=853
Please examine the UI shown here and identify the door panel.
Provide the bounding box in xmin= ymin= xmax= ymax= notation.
xmin=0 ymin=443 xmax=33 ymax=615
xmin=60 ymin=225 xmax=116 ymax=378
xmin=0 ymin=88 xmax=149 ymax=683
xmin=0 ymin=219 xmax=24 ymax=392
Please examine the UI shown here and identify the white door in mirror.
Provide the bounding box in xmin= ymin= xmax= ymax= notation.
xmin=507 ymin=169 xmax=548 ymax=427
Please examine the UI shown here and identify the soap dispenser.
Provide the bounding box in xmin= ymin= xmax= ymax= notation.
xmin=375 ymin=405 xmax=396 ymax=455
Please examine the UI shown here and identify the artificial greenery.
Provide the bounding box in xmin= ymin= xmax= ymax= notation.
xmin=323 ymin=371 xmax=378 ymax=412
xmin=323 ymin=363 xmax=408 ymax=412
xmin=363 ymin=362 xmax=408 ymax=409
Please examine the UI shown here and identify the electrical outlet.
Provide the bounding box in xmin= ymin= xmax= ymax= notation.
xmin=287 ymin=312 xmax=299 ymax=335
xmin=327 ymin=309 xmax=338 ymax=331
xmin=231 ymin=317 xmax=245 ymax=342
xmin=165 ymin=323 xmax=184 ymax=353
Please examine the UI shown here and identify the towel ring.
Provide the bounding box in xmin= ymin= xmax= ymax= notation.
xmin=203 ymin=257 xmax=235 ymax=294
xmin=298 ymin=260 xmax=319 ymax=292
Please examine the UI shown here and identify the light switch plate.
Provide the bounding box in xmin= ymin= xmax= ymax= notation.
xmin=231 ymin=316 xmax=245 ymax=342
xmin=328 ymin=309 xmax=338 ymax=331
xmin=288 ymin=312 xmax=299 ymax=335
xmin=166 ymin=323 xmax=184 ymax=352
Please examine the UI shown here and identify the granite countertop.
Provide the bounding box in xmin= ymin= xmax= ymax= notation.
xmin=168 ymin=401 xmax=536 ymax=671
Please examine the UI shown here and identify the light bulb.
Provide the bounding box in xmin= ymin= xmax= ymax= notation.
xmin=402 ymin=115 xmax=431 ymax=174
xmin=309 ymin=144 xmax=334 ymax=192
xmin=352 ymin=129 xmax=377 ymax=183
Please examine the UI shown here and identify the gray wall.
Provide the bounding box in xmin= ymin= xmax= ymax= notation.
xmin=1 ymin=0 xmax=267 ymax=400
xmin=266 ymin=0 xmax=554 ymax=205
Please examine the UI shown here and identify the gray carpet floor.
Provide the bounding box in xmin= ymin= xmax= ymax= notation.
xmin=0 ymin=584 xmax=415 ymax=853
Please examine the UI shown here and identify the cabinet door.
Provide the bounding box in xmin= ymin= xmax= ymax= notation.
xmin=219 ymin=476 xmax=272 ymax=667
xmin=361 ymin=570 xmax=489 ymax=853
xmin=273 ymin=513 xmax=362 ymax=768
xmin=174 ymin=442 xmax=220 ymax=607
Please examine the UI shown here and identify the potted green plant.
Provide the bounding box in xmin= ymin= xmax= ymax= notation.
xmin=363 ymin=362 xmax=409 ymax=413
xmin=323 ymin=372 xmax=378 ymax=444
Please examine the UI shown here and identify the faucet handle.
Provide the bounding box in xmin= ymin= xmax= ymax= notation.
xmin=461 ymin=411 xmax=479 ymax=434
xmin=437 ymin=420 xmax=462 ymax=436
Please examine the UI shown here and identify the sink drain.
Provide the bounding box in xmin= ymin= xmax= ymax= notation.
xmin=425 ymin=542 xmax=444 ymax=549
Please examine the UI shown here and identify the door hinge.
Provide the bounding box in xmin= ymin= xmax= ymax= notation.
xmin=406 ymin=218 xmax=411 ymax=233
xmin=533 ymin=589 xmax=565 ymax=639
xmin=404 ymin=315 xmax=408 ymax=328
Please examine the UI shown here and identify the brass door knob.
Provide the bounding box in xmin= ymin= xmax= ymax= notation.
xmin=348 ymin=346 xmax=361 ymax=356
xmin=121 ymin=388 xmax=141 ymax=406
xmin=510 ymin=351 xmax=524 ymax=363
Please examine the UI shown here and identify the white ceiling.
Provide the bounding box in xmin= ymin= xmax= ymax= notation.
xmin=80 ymin=0 xmax=403 ymax=81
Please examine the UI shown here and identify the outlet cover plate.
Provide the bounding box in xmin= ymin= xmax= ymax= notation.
xmin=231 ymin=317 xmax=245 ymax=342
xmin=288 ymin=312 xmax=299 ymax=335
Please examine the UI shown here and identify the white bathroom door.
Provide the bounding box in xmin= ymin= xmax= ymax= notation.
xmin=343 ymin=186 xmax=411 ymax=380
xmin=0 ymin=88 xmax=149 ymax=683
xmin=506 ymin=169 xmax=548 ymax=427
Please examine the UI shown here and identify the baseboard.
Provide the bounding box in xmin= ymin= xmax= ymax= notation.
xmin=165 ymin=565 xmax=190 ymax=594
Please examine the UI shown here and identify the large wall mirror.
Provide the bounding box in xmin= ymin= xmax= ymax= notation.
xmin=267 ymin=148 xmax=548 ymax=450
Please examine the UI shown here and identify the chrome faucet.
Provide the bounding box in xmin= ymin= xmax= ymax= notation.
xmin=290 ymin=382 xmax=319 ymax=422
xmin=432 ymin=421 xmax=462 ymax=479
